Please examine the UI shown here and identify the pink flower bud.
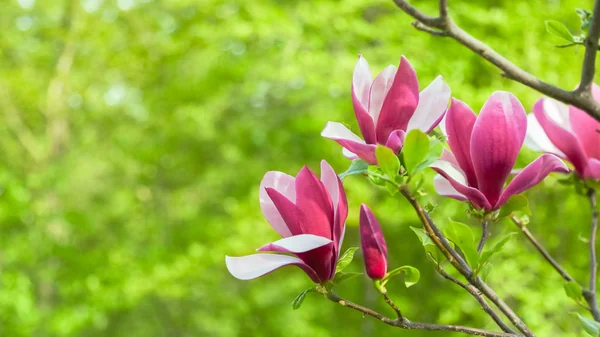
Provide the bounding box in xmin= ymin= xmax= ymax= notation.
xmin=359 ymin=204 xmax=388 ymax=279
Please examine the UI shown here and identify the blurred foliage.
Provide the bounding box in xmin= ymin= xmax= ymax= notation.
xmin=0 ymin=0 xmax=598 ymax=336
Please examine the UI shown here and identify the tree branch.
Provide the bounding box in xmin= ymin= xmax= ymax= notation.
xmin=478 ymin=220 xmax=490 ymax=253
xmin=437 ymin=267 xmax=515 ymax=333
xmin=391 ymin=0 xmax=600 ymax=122
xmin=585 ymin=188 xmax=600 ymax=321
xmin=579 ymin=0 xmax=600 ymax=94
xmin=510 ymin=216 xmax=575 ymax=282
xmin=382 ymin=291 xmax=403 ymax=318
xmin=325 ymin=292 xmax=521 ymax=337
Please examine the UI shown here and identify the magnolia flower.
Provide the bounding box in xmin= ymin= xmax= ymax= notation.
xmin=432 ymin=91 xmax=569 ymax=211
xmin=524 ymin=85 xmax=600 ymax=180
xmin=359 ymin=204 xmax=388 ymax=279
xmin=226 ymin=160 xmax=348 ymax=284
xmin=321 ymin=55 xmax=451 ymax=164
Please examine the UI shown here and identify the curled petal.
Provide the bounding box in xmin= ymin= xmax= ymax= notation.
xmin=524 ymin=113 xmax=565 ymax=156
xmin=226 ymin=254 xmax=321 ymax=283
xmin=257 ymin=234 xmax=333 ymax=253
xmin=321 ymin=122 xmax=377 ymax=164
xmin=431 ymin=160 xmax=492 ymax=210
xmin=353 ymin=55 xmax=376 ymax=143
xmin=433 ymin=174 xmax=468 ymax=201
xmin=470 ymin=91 xmax=527 ymax=206
xmin=359 ymin=204 xmax=388 ymax=279
xmin=446 ymin=98 xmax=478 ymax=187
xmin=385 ymin=130 xmax=406 ymax=154
xmin=376 ymin=56 xmax=419 ymax=143
xmin=496 ymin=154 xmax=569 ymax=208
xmin=533 ymin=98 xmax=588 ymax=175
xmin=260 ymin=172 xmax=296 ymax=237
xmin=407 ymin=76 xmax=451 ymax=133
xmin=586 ymin=158 xmax=600 ymax=180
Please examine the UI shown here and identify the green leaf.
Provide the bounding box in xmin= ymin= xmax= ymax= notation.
xmin=339 ymin=159 xmax=369 ymax=180
xmin=577 ymin=313 xmax=600 ymax=336
xmin=479 ymin=263 xmax=493 ymax=282
xmin=476 ymin=233 xmax=516 ymax=274
xmin=367 ymin=165 xmax=387 ymax=186
xmin=402 ymin=129 xmax=430 ymax=174
xmin=564 ymin=281 xmax=584 ymax=301
xmin=545 ymin=20 xmax=575 ymax=42
xmin=336 ymin=247 xmax=359 ymax=273
xmin=375 ymin=145 xmax=400 ymax=181
xmin=292 ymin=288 xmax=316 ymax=310
xmin=576 ymin=8 xmax=593 ymax=31
xmin=410 ymin=226 xmax=446 ymax=263
xmin=443 ymin=219 xmax=479 ymax=268
xmin=499 ymin=194 xmax=531 ymax=218
xmin=381 ymin=265 xmax=420 ymax=288
xmin=413 ymin=138 xmax=444 ymax=173
xmin=333 ymin=272 xmax=363 ymax=284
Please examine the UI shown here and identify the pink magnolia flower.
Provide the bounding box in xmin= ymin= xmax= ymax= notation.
xmin=359 ymin=204 xmax=388 ymax=280
xmin=524 ymin=85 xmax=600 ymax=180
xmin=432 ymin=91 xmax=569 ymax=211
xmin=226 ymin=160 xmax=348 ymax=284
xmin=321 ymin=55 xmax=451 ymax=164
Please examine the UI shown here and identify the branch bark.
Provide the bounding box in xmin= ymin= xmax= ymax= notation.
xmin=579 ymin=0 xmax=600 ymax=94
xmin=325 ymin=291 xmax=521 ymax=337
xmin=391 ymin=0 xmax=600 ymax=122
xmin=585 ymin=188 xmax=600 ymax=321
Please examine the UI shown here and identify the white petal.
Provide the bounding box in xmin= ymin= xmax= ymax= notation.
xmin=433 ymin=174 xmax=467 ymax=200
xmin=407 ymin=76 xmax=451 ymax=133
xmin=262 ymin=234 xmax=333 ymax=253
xmin=430 ymin=160 xmax=468 ymax=185
xmin=524 ymin=113 xmax=565 ymax=156
xmin=225 ymin=254 xmax=307 ymax=280
xmin=342 ymin=148 xmax=358 ymax=159
xmin=543 ymin=98 xmax=571 ymax=130
xmin=353 ymin=55 xmax=373 ymax=107
xmin=368 ymin=65 xmax=396 ymax=124
xmin=321 ymin=122 xmax=366 ymax=143
xmin=260 ymin=171 xmax=296 ymax=237
xmin=320 ymin=160 xmax=339 ymax=213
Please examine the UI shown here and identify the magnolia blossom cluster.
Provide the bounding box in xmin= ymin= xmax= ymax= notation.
xmin=226 ymin=54 xmax=595 ymax=284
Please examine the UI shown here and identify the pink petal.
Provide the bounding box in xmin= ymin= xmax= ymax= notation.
xmin=569 ymin=105 xmax=600 ymax=160
xmin=375 ymin=56 xmax=419 ymax=143
xmin=533 ymin=98 xmax=589 ymax=175
xmin=321 ymin=122 xmax=378 ymax=164
xmin=524 ymin=113 xmax=565 ymax=156
xmin=225 ymin=254 xmax=321 ymax=283
xmin=359 ymin=204 xmax=388 ymax=279
xmin=342 ymin=148 xmax=359 ymax=160
xmin=496 ymin=154 xmax=569 ymax=208
xmin=433 ymin=174 xmax=468 ymax=201
xmin=368 ymin=65 xmax=396 ymax=125
xmin=470 ymin=91 xmax=527 ymax=207
xmin=319 ymin=160 xmax=348 ymax=251
xmin=260 ymin=172 xmax=296 ymax=237
xmin=446 ymin=98 xmax=478 ymax=187
xmin=295 ymin=166 xmax=334 ymax=239
xmin=407 ymin=76 xmax=451 ymax=133
xmin=257 ymin=234 xmax=333 ymax=253
xmin=586 ymin=158 xmax=600 ymax=180
xmin=352 ymin=55 xmax=377 ymax=144
xmin=431 ymin=160 xmax=492 ymax=210
xmin=385 ymin=130 xmax=406 ymax=154
xmin=266 ymin=188 xmax=303 ymax=236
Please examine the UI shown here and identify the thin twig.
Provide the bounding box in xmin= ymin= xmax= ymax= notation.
xmin=437 ymin=267 xmax=515 ymax=333
xmin=578 ymin=0 xmax=600 ymax=94
xmin=511 ymin=216 xmax=575 ymax=282
xmin=326 ymin=292 xmax=521 ymax=337
xmin=391 ymin=0 xmax=600 ymax=122
xmin=478 ymin=220 xmax=490 ymax=254
xmin=382 ymin=292 xmax=403 ymax=318
xmin=585 ymin=188 xmax=600 ymax=321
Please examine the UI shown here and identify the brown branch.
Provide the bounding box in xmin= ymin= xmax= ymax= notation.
xmin=326 ymin=292 xmax=521 ymax=337
xmin=399 ymin=185 xmax=535 ymax=337
xmin=382 ymin=291 xmax=403 ymax=318
xmin=478 ymin=220 xmax=491 ymax=253
xmin=511 ymin=216 xmax=575 ymax=282
xmin=437 ymin=267 xmax=515 ymax=334
xmin=391 ymin=0 xmax=600 ymax=122
xmin=585 ymin=188 xmax=600 ymax=321
xmin=579 ymin=0 xmax=600 ymax=94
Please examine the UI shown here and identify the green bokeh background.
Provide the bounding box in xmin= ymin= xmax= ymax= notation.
xmin=0 ymin=0 xmax=597 ymax=336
